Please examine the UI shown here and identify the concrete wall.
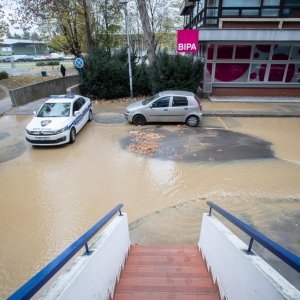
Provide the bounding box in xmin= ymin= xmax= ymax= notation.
xmin=9 ymin=75 xmax=80 ymax=107
xmin=43 ymin=213 xmax=130 ymax=300
xmin=199 ymin=214 xmax=300 ymax=300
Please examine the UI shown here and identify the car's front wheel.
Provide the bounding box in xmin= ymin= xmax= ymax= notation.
xmin=186 ymin=115 xmax=199 ymax=127
xmin=88 ymin=110 xmax=93 ymax=122
xmin=69 ymin=127 xmax=76 ymax=143
xmin=133 ymin=114 xmax=146 ymax=126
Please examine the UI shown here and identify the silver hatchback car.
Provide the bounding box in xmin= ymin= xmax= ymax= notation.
xmin=124 ymin=91 xmax=203 ymax=127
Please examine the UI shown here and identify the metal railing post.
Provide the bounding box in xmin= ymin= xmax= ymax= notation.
xmin=247 ymin=238 xmax=254 ymax=254
xmin=85 ymin=243 xmax=91 ymax=255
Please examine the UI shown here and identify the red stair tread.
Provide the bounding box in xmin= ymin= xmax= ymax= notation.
xmin=121 ymin=265 xmax=211 ymax=278
xmin=114 ymin=292 xmax=221 ymax=300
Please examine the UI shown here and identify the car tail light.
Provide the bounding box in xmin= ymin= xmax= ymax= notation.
xmin=194 ymin=95 xmax=202 ymax=111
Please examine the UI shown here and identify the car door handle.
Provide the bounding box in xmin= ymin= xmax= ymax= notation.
xmin=164 ymin=109 xmax=168 ymax=111
xmin=184 ymin=108 xmax=188 ymax=110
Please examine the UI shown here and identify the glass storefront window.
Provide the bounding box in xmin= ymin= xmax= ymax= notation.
xmin=272 ymin=45 xmax=291 ymax=60
xmin=207 ymin=0 xmax=219 ymax=7
xmin=217 ymin=45 xmax=234 ymax=59
xmin=223 ymin=0 xmax=260 ymax=7
xmin=215 ymin=63 xmax=249 ymax=82
xmin=207 ymin=44 xmax=215 ymax=60
xmin=285 ymin=64 xmax=300 ymax=83
xmin=268 ymin=64 xmax=286 ymax=81
xmin=253 ymin=44 xmax=271 ymax=60
xmin=261 ymin=9 xmax=279 ymax=16
xmin=222 ymin=9 xmax=239 ymax=16
xmin=206 ymin=63 xmax=213 ymax=82
xmin=242 ymin=9 xmax=259 ymax=16
xmin=263 ymin=0 xmax=280 ymax=5
xmin=290 ymin=46 xmax=300 ymax=59
xmin=235 ymin=45 xmax=252 ymax=59
xmin=250 ymin=64 xmax=267 ymax=82
xmin=285 ymin=0 xmax=300 ymax=7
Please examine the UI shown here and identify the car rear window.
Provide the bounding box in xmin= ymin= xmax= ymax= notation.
xmin=172 ymin=96 xmax=188 ymax=107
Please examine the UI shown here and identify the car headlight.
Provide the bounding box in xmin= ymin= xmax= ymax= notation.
xmin=25 ymin=129 xmax=31 ymax=134
xmin=55 ymin=126 xmax=69 ymax=134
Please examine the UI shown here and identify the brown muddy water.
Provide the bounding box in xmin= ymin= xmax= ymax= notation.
xmin=0 ymin=105 xmax=300 ymax=297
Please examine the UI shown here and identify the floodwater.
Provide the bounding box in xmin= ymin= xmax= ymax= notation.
xmin=0 ymin=105 xmax=300 ymax=297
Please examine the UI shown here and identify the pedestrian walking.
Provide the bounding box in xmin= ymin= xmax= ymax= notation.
xmin=60 ymin=64 xmax=66 ymax=77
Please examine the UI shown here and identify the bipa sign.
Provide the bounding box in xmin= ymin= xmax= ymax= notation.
xmin=177 ymin=30 xmax=199 ymax=53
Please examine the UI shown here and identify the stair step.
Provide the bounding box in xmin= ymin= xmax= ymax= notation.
xmin=125 ymin=255 xmax=205 ymax=266
xmin=114 ymin=292 xmax=221 ymax=300
xmin=117 ymin=277 xmax=216 ymax=289
xmin=121 ymin=265 xmax=210 ymax=278
xmin=130 ymin=245 xmax=200 ymax=255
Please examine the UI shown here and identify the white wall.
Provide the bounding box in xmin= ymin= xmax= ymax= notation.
xmin=199 ymin=213 xmax=300 ymax=300
xmin=43 ymin=213 xmax=130 ymax=300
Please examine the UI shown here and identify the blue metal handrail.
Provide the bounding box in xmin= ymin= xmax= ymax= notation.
xmin=207 ymin=201 xmax=300 ymax=273
xmin=8 ymin=204 xmax=124 ymax=300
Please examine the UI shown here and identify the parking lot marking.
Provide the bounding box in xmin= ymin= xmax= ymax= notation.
xmin=218 ymin=117 xmax=229 ymax=130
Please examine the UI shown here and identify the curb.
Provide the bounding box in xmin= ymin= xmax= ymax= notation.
xmin=204 ymin=111 xmax=300 ymax=117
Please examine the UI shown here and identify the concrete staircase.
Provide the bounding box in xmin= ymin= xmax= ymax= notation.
xmin=113 ymin=245 xmax=221 ymax=300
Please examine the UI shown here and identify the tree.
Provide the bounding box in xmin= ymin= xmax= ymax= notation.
xmin=92 ymin=0 xmax=122 ymax=56
xmin=12 ymin=0 xmax=95 ymax=56
xmin=136 ymin=0 xmax=156 ymax=64
xmin=132 ymin=0 xmax=181 ymax=64
xmin=0 ymin=4 xmax=8 ymax=38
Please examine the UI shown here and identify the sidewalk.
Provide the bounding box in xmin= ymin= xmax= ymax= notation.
xmin=1 ymin=90 xmax=300 ymax=117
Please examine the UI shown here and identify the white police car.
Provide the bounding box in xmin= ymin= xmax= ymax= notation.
xmin=25 ymin=94 xmax=93 ymax=146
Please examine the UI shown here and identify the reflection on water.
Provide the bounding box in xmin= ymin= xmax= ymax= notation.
xmin=0 ymin=115 xmax=299 ymax=297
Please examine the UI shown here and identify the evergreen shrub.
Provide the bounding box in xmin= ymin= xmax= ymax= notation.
xmin=81 ymin=48 xmax=203 ymax=99
xmin=0 ymin=71 xmax=8 ymax=80
xmin=150 ymin=52 xmax=203 ymax=94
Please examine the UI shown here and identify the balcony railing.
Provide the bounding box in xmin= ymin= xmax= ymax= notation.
xmin=185 ymin=5 xmax=300 ymax=29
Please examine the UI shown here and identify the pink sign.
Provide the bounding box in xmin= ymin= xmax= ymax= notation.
xmin=177 ymin=30 xmax=199 ymax=53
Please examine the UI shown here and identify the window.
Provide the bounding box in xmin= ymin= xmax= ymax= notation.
xmin=285 ymin=64 xmax=300 ymax=83
xmin=223 ymin=0 xmax=260 ymax=7
xmin=215 ymin=63 xmax=249 ymax=82
xmin=272 ymin=45 xmax=291 ymax=60
xmin=263 ymin=0 xmax=280 ymax=5
xmin=250 ymin=64 xmax=267 ymax=82
xmin=37 ymin=103 xmax=71 ymax=117
xmin=217 ymin=45 xmax=234 ymax=59
xmin=285 ymin=0 xmax=300 ymax=7
xmin=268 ymin=64 xmax=286 ymax=81
xmin=73 ymin=99 xmax=84 ymax=113
xmin=262 ymin=8 xmax=279 ymax=16
xmin=77 ymin=98 xmax=86 ymax=108
xmin=235 ymin=45 xmax=252 ymax=59
xmin=253 ymin=44 xmax=271 ymax=60
xmin=207 ymin=44 xmax=215 ymax=60
xmin=152 ymin=97 xmax=170 ymax=108
xmin=290 ymin=46 xmax=300 ymax=59
xmin=172 ymin=97 xmax=188 ymax=107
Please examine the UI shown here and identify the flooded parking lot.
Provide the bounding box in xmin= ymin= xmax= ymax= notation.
xmin=0 ymin=103 xmax=299 ymax=297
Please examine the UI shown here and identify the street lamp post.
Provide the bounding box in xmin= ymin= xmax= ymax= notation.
xmin=119 ymin=0 xmax=133 ymax=98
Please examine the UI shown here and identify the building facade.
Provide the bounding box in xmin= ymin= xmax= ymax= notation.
xmin=180 ymin=0 xmax=300 ymax=96
xmin=0 ymin=39 xmax=48 ymax=57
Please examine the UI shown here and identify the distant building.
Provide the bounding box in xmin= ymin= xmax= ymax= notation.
xmin=180 ymin=0 xmax=300 ymax=96
xmin=0 ymin=38 xmax=48 ymax=57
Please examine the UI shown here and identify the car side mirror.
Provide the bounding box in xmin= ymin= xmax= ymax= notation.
xmin=74 ymin=111 xmax=80 ymax=116
xmin=33 ymin=111 xmax=37 ymax=116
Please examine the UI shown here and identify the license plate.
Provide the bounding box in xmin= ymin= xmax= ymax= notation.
xmin=35 ymin=137 xmax=50 ymax=141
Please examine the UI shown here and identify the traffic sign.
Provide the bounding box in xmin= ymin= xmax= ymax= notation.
xmin=74 ymin=58 xmax=84 ymax=68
